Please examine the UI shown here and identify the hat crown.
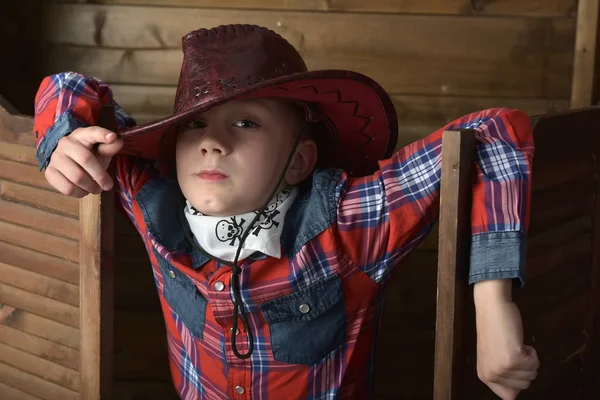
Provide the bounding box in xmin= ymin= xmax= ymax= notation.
xmin=174 ymin=24 xmax=308 ymax=113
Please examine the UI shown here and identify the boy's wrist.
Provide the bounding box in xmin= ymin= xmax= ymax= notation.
xmin=473 ymin=279 xmax=513 ymax=311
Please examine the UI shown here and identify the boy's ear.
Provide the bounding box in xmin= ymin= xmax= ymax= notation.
xmin=285 ymin=139 xmax=318 ymax=185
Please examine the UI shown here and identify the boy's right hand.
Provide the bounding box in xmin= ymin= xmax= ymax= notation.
xmin=45 ymin=126 xmax=124 ymax=198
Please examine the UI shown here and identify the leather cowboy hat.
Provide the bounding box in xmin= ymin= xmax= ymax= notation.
xmin=119 ymin=24 xmax=398 ymax=176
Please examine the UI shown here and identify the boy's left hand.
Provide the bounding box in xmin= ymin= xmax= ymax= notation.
xmin=474 ymin=283 xmax=539 ymax=400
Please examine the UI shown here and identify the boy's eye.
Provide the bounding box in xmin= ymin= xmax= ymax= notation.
xmin=186 ymin=120 xmax=206 ymax=129
xmin=234 ymin=119 xmax=259 ymax=129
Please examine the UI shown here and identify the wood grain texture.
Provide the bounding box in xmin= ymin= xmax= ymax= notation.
xmin=0 ymin=180 xmax=78 ymax=218
xmin=0 ymin=283 xmax=79 ymax=328
xmin=57 ymin=0 xmax=579 ymax=17
xmin=433 ymin=129 xmax=475 ymax=400
xmin=0 ymin=221 xmax=79 ymax=263
xmin=0 ymin=160 xmax=55 ymax=191
xmin=3 ymin=310 xmax=79 ymax=350
xmin=0 ymin=381 xmax=42 ymax=400
xmin=42 ymin=4 xmax=575 ymax=98
xmin=0 ymin=323 xmax=79 ymax=370
xmin=0 ymin=240 xmax=79 ymax=285
xmin=0 ymin=199 xmax=79 ymax=239
xmin=0 ymin=142 xmax=37 ymax=165
xmin=0 ymin=342 xmax=79 ymax=392
xmin=0 ymin=362 xmax=78 ymax=400
xmin=570 ymin=0 xmax=600 ymax=107
xmin=79 ymin=106 xmax=116 ymax=399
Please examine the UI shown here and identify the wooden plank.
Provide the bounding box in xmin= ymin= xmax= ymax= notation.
xmin=3 ymin=310 xmax=79 ymax=350
xmin=0 ymin=159 xmax=54 ymax=191
xmin=0 ymin=141 xmax=37 ymax=165
xmin=0 ymin=106 xmax=34 ymax=145
xmin=0 ymin=180 xmax=79 ymax=218
xmin=0 ymin=262 xmax=79 ymax=306
xmin=570 ymin=0 xmax=600 ymax=107
xmin=0 ymin=342 xmax=79 ymax=392
xmin=433 ymin=129 xmax=475 ymax=400
xmin=79 ymin=105 xmax=116 ymax=399
xmin=0 ymin=362 xmax=78 ymax=400
xmin=0 ymin=323 xmax=79 ymax=370
xmin=59 ymin=0 xmax=578 ymax=17
xmin=0 ymin=199 xmax=79 ymax=240
xmin=0 ymin=221 xmax=79 ymax=262
xmin=0 ymin=240 xmax=79 ymax=285
xmin=0 ymin=381 xmax=42 ymax=400
xmin=42 ymin=5 xmax=574 ymax=98
xmin=0 ymin=282 xmax=79 ymax=328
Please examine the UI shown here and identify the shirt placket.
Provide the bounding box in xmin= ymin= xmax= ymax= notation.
xmin=208 ymin=265 xmax=252 ymax=399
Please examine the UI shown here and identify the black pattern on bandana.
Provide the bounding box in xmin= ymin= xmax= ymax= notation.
xmin=215 ymin=216 xmax=246 ymax=246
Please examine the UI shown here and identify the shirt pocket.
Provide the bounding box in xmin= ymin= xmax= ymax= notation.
xmin=156 ymin=255 xmax=208 ymax=339
xmin=260 ymin=277 xmax=346 ymax=365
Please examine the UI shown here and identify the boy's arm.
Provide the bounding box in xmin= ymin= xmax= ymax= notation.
xmin=335 ymin=108 xmax=533 ymax=287
xmin=34 ymin=72 xmax=147 ymax=219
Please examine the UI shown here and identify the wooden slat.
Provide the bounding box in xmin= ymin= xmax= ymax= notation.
xmin=0 ymin=262 xmax=79 ymax=306
xmin=0 ymin=159 xmax=54 ymax=191
xmin=3 ymin=310 xmax=79 ymax=350
xmin=0 ymin=342 xmax=79 ymax=392
xmin=531 ymin=154 xmax=594 ymax=191
xmin=0 ymin=141 xmax=37 ymax=165
xmin=0 ymin=381 xmax=42 ymax=400
xmin=0 ymin=240 xmax=79 ymax=285
xmin=0 ymin=283 xmax=79 ymax=328
xmin=570 ymin=0 xmax=600 ymax=107
xmin=0 ymin=323 xmax=79 ymax=370
xmin=528 ymin=216 xmax=593 ymax=250
xmin=0 ymin=180 xmax=79 ymax=218
xmin=58 ymin=0 xmax=578 ymax=17
xmin=433 ymin=129 xmax=475 ymax=400
xmin=0 ymin=107 xmax=34 ymax=146
xmin=0 ymin=221 xmax=79 ymax=263
xmin=0 ymin=362 xmax=78 ymax=400
xmin=0 ymin=199 xmax=79 ymax=239
xmin=42 ymin=5 xmax=574 ymax=98
xmin=79 ymin=105 xmax=116 ymax=399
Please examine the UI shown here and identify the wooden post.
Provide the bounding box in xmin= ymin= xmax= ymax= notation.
xmin=571 ymin=0 xmax=600 ymax=108
xmin=433 ymin=130 xmax=476 ymax=400
xmin=79 ymin=106 xmax=116 ymax=399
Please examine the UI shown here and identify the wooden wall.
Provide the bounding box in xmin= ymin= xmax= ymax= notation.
xmin=41 ymin=0 xmax=577 ymax=148
xmin=0 ymin=107 xmax=81 ymax=400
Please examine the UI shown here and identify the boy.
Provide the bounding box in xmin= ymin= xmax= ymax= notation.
xmin=34 ymin=25 xmax=538 ymax=399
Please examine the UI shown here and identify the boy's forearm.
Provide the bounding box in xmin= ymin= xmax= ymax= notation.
xmin=473 ymin=279 xmax=513 ymax=311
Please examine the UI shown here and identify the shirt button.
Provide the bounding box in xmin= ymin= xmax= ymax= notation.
xmin=230 ymin=327 xmax=240 ymax=335
xmin=214 ymin=281 xmax=225 ymax=291
xmin=168 ymin=270 xmax=176 ymax=279
xmin=235 ymin=385 xmax=245 ymax=394
xmin=299 ymin=303 xmax=310 ymax=314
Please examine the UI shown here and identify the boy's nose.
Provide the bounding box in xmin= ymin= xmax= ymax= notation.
xmin=199 ymin=132 xmax=231 ymax=156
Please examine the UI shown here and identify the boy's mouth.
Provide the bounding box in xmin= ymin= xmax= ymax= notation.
xmin=196 ymin=169 xmax=229 ymax=182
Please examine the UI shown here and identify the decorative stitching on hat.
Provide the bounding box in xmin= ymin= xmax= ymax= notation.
xmin=274 ymin=84 xmax=374 ymax=158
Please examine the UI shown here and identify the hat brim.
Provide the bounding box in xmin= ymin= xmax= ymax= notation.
xmin=119 ymin=69 xmax=398 ymax=176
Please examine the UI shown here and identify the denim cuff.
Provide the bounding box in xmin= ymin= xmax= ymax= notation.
xmin=37 ymin=111 xmax=85 ymax=170
xmin=469 ymin=231 xmax=526 ymax=288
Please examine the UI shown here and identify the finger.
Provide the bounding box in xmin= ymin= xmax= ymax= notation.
xmin=499 ymin=369 xmax=538 ymax=381
xmin=61 ymin=140 xmax=114 ymax=191
xmin=518 ymin=345 xmax=540 ymax=370
xmin=96 ymin=138 xmax=124 ymax=168
xmin=55 ymin=153 xmax=103 ymax=194
xmin=45 ymin=167 xmax=88 ymax=198
xmin=494 ymin=376 xmax=532 ymax=390
xmin=70 ymin=126 xmax=118 ymax=149
xmin=523 ymin=345 xmax=540 ymax=368
xmin=486 ymin=382 xmax=520 ymax=400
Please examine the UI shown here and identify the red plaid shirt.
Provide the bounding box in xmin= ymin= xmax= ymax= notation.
xmin=34 ymin=72 xmax=534 ymax=399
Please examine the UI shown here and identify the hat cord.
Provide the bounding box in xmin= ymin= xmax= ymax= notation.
xmin=180 ymin=129 xmax=304 ymax=359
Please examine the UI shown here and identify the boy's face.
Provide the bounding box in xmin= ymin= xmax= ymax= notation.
xmin=176 ymin=98 xmax=317 ymax=216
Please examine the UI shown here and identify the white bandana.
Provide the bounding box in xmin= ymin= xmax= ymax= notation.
xmin=184 ymin=187 xmax=298 ymax=262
